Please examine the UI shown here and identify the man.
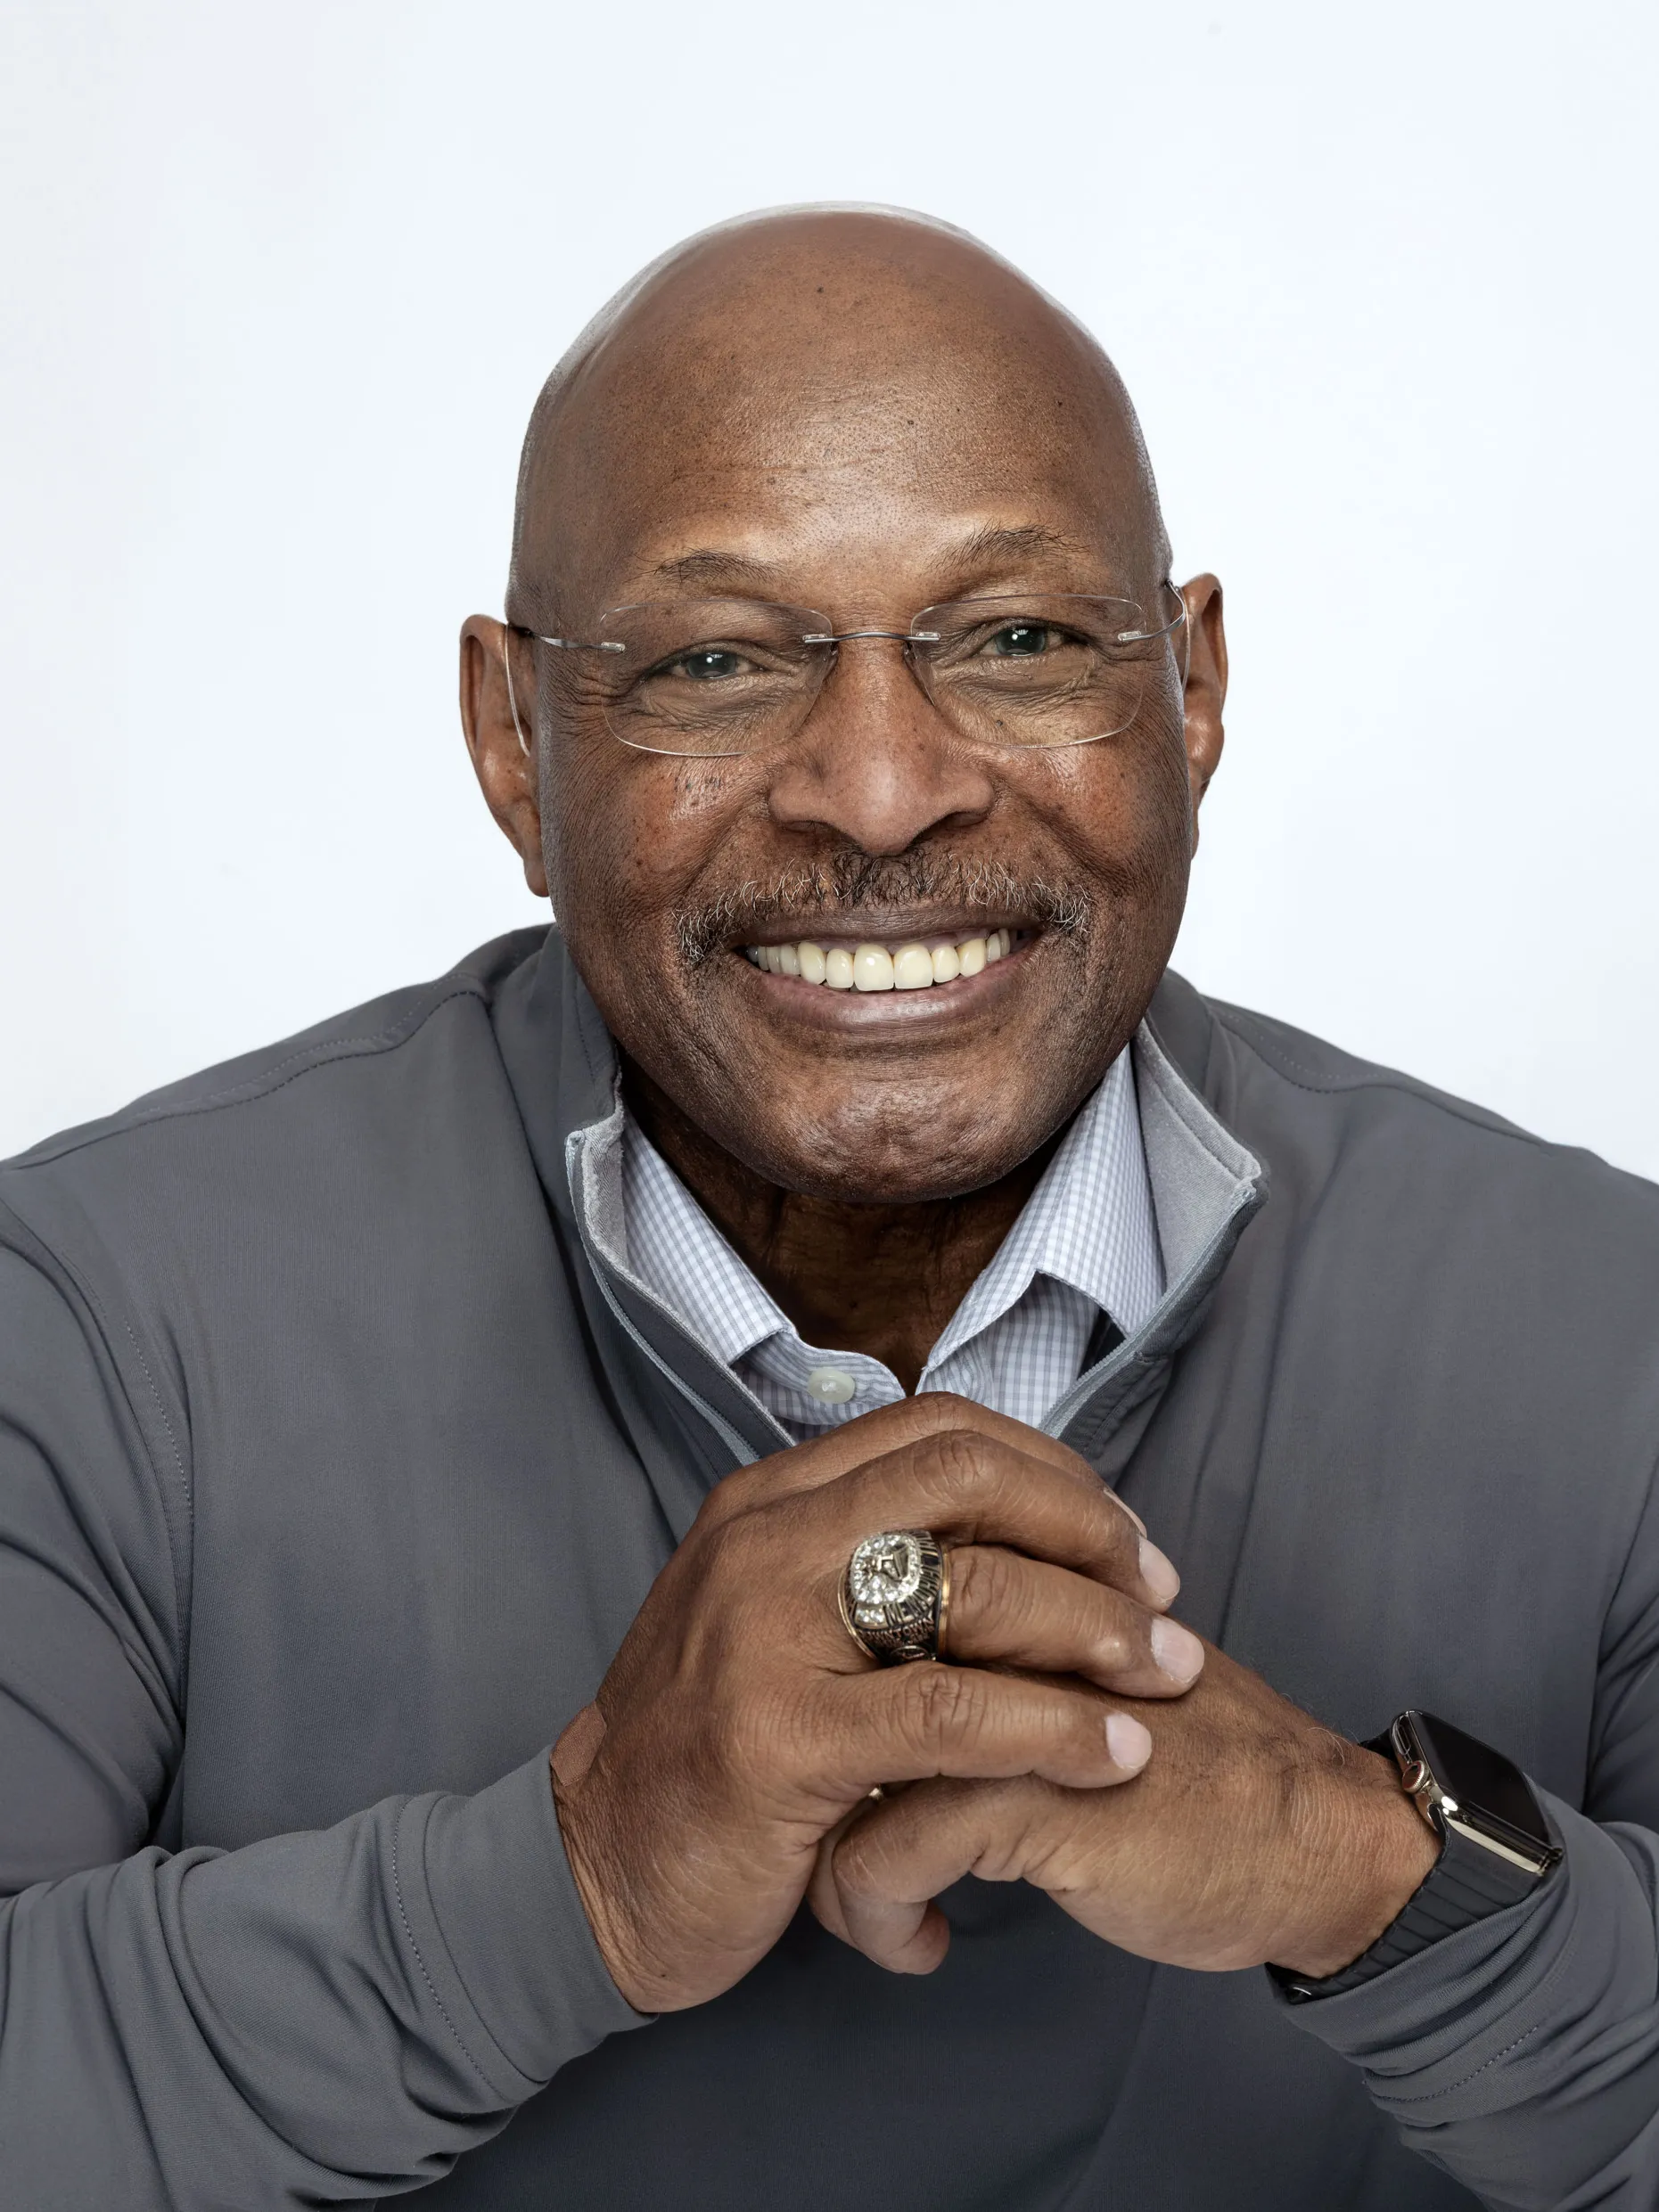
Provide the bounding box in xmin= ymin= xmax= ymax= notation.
xmin=2 ymin=207 xmax=1656 ymax=2211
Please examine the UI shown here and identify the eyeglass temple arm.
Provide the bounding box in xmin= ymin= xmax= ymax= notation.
xmin=501 ymin=625 xmax=625 ymax=754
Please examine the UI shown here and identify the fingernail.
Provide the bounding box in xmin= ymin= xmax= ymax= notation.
xmin=1137 ymin=1537 xmax=1181 ymax=1606
xmin=1105 ymin=1711 xmax=1153 ymax=1771
xmin=1108 ymin=1489 xmax=1148 ymax=1537
xmin=1150 ymin=1616 xmax=1205 ymax=1686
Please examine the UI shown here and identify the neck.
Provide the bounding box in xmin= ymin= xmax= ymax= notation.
xmin=623 ymin=1063 xmax=1057 ymax=1394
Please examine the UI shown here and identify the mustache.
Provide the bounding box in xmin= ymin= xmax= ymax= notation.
xmin=674 ymin=850 xmax=1093 ymax=967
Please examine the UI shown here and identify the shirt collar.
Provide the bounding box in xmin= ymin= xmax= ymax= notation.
xmin=926 ymin=1047 xmax=1162 ymax=1364
xmin=621 ymin=1126 xmax=786 ymax=1369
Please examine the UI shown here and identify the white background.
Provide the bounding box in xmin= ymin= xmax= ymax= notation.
xmin=4 ymin=2 xmax=1655 ymax=1170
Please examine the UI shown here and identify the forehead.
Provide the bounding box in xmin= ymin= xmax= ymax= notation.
xmin=521 ymin=245 xmax=1158 ymax=616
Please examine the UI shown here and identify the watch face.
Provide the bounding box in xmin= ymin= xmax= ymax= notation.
xmin=1413 ymin=1712 xmax=1550 ymax=1846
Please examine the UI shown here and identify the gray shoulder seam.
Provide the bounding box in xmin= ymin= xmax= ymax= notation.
xmin=9 ymin=979 xmax=488 ymax=1171
xmin=1210 ymin=1004 xmax=1574 ymax=1158
xmin=0 ymin=1206 xmax=193 ymax=1673
xmin=1587 ymin=1435 xmax=1659 ymax=1777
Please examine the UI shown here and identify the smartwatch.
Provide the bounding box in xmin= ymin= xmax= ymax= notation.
xmin=1272 ymin=1709 xmax=1563 ymax=2003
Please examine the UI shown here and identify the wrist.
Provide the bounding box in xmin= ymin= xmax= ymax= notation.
xmin=548 ymin=1739 xmax=662 ymax=2013
xmin=1269 ymin=1745 xmax=1440 ymax=1979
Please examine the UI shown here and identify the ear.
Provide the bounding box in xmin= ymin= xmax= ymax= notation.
xmin=1176 ymin=575 xmax=1227 ymax=850
xmin=459 ymin=616 xmax=549 ymax=898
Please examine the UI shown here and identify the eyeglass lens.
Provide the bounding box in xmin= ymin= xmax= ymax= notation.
xmin=547 ymin=594 xmax=1169 ymax=758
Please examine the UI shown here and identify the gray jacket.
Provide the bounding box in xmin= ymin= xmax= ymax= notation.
xmin=3 ymin=927 xmax=1657 ymax=2211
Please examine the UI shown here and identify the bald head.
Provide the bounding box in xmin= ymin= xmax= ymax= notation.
xmin=507 ymin=207 xmax=1169 ymax=626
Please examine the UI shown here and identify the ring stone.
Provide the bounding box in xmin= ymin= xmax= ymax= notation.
xmin=840 ymin=1529 xmax=949 ymax=1664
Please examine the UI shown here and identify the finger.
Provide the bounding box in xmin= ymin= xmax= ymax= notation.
xmin=834 ymin=1428 xmax=1177 ymax=1610
xmin=944 ymin=1546 xmax=1205 ymax=1696
xmin=806 ymin=1798 xmax=869 ymax=1948
xmin=830 ymin=1776 xmax=1061 ymax=1972
xmin=809 ymin=1659 xmax=1156 ymax=1793
xmin=707 ymin=1391 xmax=1147 ymax=1536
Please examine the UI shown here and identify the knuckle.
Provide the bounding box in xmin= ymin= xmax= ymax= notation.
xmin=703 ymin=1498 xmax=795 ymax=1603
xmin=1093 ymin=1618 xmax=1135 ymax=1673
xmin=913 ymin=1426 xmax=999 ymax=1515
xmin=692 ymin=1465 xmax=758 ymax=1533
xmin=710 ymin=1503 xmax=767 ymax=1569
xmin=830 ymin=1820 xmax=886 ymax=1897
xmin=950 ymin=1543 xmax=1016 ymax=1627
xmin=908 ymin=1659 xmax=986 ymax=1750
xmin=895 ymin=1390 xmax=977 ymax=1443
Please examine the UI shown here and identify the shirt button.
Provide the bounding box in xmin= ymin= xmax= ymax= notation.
xmin=805 ymin=1367 xmax=858 ymax=1405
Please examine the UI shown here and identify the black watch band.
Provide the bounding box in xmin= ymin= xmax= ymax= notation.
xmin=1270 ymin=1714 xmax=1560 ymax=2005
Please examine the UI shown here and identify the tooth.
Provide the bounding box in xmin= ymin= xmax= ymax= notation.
xmin=892 ymin=944 xmax=933 ymax=990
xmin=745 ymin=946 xmax=762 ymax=967
xmin=930 ymin=942 xmax=961 ymax=983
xmin=798 ymin=941 xmax=827 ymax=985
xmin=852 ymin=943 xmax=896 ymax=992
xmin=777 ymin=944 xmax=801 ymax=977
xmin=984 ymin=930 xmax=1004 ymax=963
xmin=825 ymin=947 xmax=856 ymax=989
xmin=957 ymin=937 xmax=987 ymax=977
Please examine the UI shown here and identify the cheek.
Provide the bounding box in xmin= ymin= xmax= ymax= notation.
xmin=1019 ymin=716 xmax=1193 ymax=909
xmin=543 ymin=737 xmax=751 ymax=962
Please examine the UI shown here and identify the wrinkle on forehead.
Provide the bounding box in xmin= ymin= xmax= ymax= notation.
xmin=507 ymin=205 xmax=1169 ymax=623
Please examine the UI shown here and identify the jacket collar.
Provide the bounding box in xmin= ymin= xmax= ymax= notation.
xmin=492 ymin=929 xmax=1267 ymax=1484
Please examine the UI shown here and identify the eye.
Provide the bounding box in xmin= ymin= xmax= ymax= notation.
xmin=666 ymin=647 xmax=754 ymax=682
xmin=981 ymin=622 xmax=1057 ymax=659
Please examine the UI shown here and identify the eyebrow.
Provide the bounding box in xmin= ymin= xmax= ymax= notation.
xmin=653 ymin=548 xmax=781 ymax=587
xmin=651 ymin=524 xmax=1103 ymax=591
xmin=952 ymin=523 xmax=1099 ymax=569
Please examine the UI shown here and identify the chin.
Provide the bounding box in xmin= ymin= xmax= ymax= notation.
xmin=716 ymin=1094 xmax=1047 ymax=1207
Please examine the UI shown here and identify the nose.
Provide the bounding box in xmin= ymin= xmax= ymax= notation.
xmin=763 ymin=637 xmax=998 ymax=855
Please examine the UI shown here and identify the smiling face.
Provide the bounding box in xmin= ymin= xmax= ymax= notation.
xmin=464 ymin=211 xmax=1226 ymax=1206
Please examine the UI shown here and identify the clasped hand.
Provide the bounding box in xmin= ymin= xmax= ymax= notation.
xmin=550 ymin=1397 xmax=1433 ymax=2014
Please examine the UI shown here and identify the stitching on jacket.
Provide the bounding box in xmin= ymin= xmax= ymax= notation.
xmin=1378 ymin=1934 xmax=1580 ymax=2107
xmin=1587 ymin=1435 xmax=1659 ymax=1771
xmin=389 ymin=1813 xmax=497 ymax=2096
xmin=0 ymin=1200 xmax=194 ymax=1673
xmin=119 ymin=1320 xmax=192 ymax=1521
xmin=10 ymin=983 xmax=488 ymax=1167
xmin=1211 ymin=1007 xmax=1576 ymax=1156
xmin=1383 ymin=2016 xmax=1550 ymax=2107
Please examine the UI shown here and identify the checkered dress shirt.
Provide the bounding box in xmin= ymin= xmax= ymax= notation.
xmin=620 ymin=1047 xmax=1164 ymax=1438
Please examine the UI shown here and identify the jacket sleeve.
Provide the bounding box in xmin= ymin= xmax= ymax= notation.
xmin=1280 ymin=1469 xmax=1659 ymax=2211
xmin=0 ymin=1246 xmax=646 ymax=2209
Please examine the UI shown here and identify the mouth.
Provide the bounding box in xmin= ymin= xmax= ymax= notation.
xmin=741 ymin=925 xmax=1028 ymax=993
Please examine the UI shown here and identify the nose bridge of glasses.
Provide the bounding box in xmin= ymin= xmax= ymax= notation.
xmin=817 ymin=624 xmax=954 ymax=703
xmin=801 ymin=626 xmax=941 ymax=646
xmin=786 ymin=621 xmax=963 ymax=753
xmin=797 ymin=624 xmax=948 ymax=720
